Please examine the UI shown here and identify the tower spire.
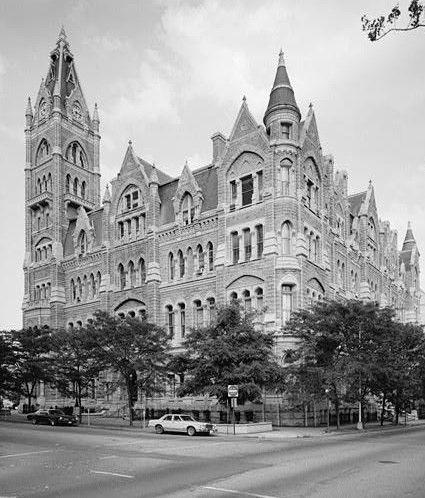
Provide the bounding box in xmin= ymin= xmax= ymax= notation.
xmin=263 ymin=50 xmax=300 ymax=126
xmin=402 ymin=221 xmax=416 ymax=251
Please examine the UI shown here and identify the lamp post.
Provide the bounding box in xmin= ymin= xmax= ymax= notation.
xmin=357 ymin=325 xmax=363 ymax=430
xmin=325 ymin=388 xmax=330 ymax=432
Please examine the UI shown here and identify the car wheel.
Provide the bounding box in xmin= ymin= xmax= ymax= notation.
xmin=155 ymin=425 xmax=164 ymax=434
xmin=50 ymin=419 xmax=56 ymax=426
xmin=187 ymin=426 xmax=196 ymax=436
xmin=32 ymin=418 xmax=37 ymax=425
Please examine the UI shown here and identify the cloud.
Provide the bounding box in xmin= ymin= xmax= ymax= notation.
xmin=82 ymin=34 xmax=130 ymax=54
xmin=0 ymin=53 xmax=6 ymax=92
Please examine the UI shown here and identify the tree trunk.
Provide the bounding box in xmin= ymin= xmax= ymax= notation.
xmin=304 ymin=402 xmax=308 ymax=427
xmin=126 ymin=378 xmax=133 ymax=426
xmin=77 ymin=382 xmax=82 ymax=423
xmin=395 ymin=401 xmax=400 ymax=425
xmin=335 ymin=397 xmax=340 ymax=430
xmin=380 ymin=394 xmax=386 ymax=426
xmin=313 ymin=398 xmax=317 ymax=428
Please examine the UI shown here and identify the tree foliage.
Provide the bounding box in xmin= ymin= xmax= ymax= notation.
xmin=10 ymin=327 xmax=54 ymax=411
xmin=88 ymin=311 xmax=171 ymax=425
xmin=362 ymin=1 xmax=425 ymax=41
xmin=286 ymin=299 xmax=425 ymax=427
xmin=0 ymin=331 xmax=16 ymax=399
xmin=171 ymin=303 xmax=285 ymax=404
xmin=50 ymin=327 xmax=107 ymax=421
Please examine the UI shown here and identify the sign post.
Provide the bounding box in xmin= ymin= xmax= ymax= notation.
xmin=227 ymin=385 xmax=239 ymax=435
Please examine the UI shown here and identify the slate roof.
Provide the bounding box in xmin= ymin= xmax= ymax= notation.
xmin=159 ymin=164 xmax=218 ymax=225
xmin=63 ymin=207 xmax=104 ymax=257
xmin=348 ymin=191 xmax=366 ymax=216
xmin=138 ymin=157 xmax=172 ymax=185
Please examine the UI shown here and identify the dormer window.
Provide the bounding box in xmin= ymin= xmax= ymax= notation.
xmin=120 ymin=186 xmax=142 ymax=213
xmin=182 ymin=193 xmax=194 ymax=225
xmin=280 ymin=122 xmax=291 ymax=139
xmin=66 ymin=141 xmax=87 ymax=169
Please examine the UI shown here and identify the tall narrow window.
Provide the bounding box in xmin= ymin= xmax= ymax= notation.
xmin=140 ymin=213 xmax=146 ymax=235
xmin=79 ymin=231 xmax=87 ymax=255
xmin=207 ymin=297 xmax=216 ymax=323
xmin=256 ymin=225 xmax=264 ymax=258
xmin=118 ymin=222 xmax=124 ymax=239
xmin=257 ymin=171 xmax=263 ymax=201
xmin=231 ymin=232 xmax=239 ymax=264
xmin=135 ymin=217 xmax=140 ymax=235
xmin=169 ymin=252 xmax=175 ymax=281
xmin=166 ymin=305 xmax=174 ymax=339
xmin=182 ymin=193 xmax=194 ymax=225
xmin=280 ymin=122 xmax=291 ymax=139
xmin=73 ymin=178 xmax=79 ymax=196
xmin=194 ymin=300 xmax=203 ymax=327
xmin=178 ymin=250 xmax=185 ymax=278
xmin=282 ymin=222 xmax=291 ymax=255
xmin=207 ymin=242 xmax=214 ymax=271
xmin=81 ymin=181 xmax=86 ymax=199
xmin=255 ymin=288 xmax=264 ymax=312
xmin=139 ymin=258 xmax=146 ymax=284
xmin=128 ymin=261 xmax=135 ymax=288
xmin=282 ymin=285 xmax=294 ymax=325
xmin=281 ymin=159 xmax=292 ymax=195
xmin=241 ymin=175 xmax=253 ymax=206
xmin=96 ymin=272 xmax=102 ymax=296
xmin=197 ymin=245 xmax=204 ymax=272
xmin=118 ymin=263 xmax=126 ymax=290
xmin=230 ymin=180 xmax=237 ymax=210
xmin=178 ymin=303 xmax=186 ymax=338
xmin=132 ymin=190 xmax=139 ymax=209
xmin=243 ymin=229 xmax=252 ymax=261
xmin=243 ymin=290 xmax=252 ymax=311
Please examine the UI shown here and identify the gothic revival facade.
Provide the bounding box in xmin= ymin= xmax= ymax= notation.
xmin=23 ymin=31 xmax=421 ymax=361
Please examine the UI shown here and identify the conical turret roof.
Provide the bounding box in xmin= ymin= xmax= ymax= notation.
xmin=264 ymin=50 xmax=300 ymax=124
xmin=402 ymin=221 xmax=416 ymax=252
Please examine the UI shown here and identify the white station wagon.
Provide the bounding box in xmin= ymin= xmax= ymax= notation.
xmin=148 ymin=414 xmax=216 ymax=436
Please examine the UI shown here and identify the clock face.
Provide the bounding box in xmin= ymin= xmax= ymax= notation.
xmin=39 ymin=101 xmax=47 ymax=119
xmin=72 ymin=103 xmax=82 ymax=121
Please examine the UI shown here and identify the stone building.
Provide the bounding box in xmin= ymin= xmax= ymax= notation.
xmin=23 ymin=31 xmax=420 ymax=410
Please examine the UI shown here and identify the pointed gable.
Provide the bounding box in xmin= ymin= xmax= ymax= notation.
xmin=229 ymin=97 xmax=260 ymax=142
xmin=118 ymin=141 xmax=149 ymax=183
xmin=300 ymin=103 xmax=320 ymax=147
xmin=172 ymin=161 xmax=204 ymax=215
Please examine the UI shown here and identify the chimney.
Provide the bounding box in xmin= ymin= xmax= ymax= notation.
xmin=211 ymin=132 xmax=226 ymax=162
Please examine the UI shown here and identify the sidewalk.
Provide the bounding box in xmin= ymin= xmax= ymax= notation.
xmin=2 ymin=411 xmax=424 ymax=439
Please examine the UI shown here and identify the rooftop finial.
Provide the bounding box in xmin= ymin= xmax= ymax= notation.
xmin=309 ymin=102 xmax=313 ymax=109
xmin=58 ymin=25 xmax=67 ymax=44
xmin=26 ymin=97 xmax=33 ymax=117
xmin=278 ymin=49 xmax=285 ymax=67
xmin=408 ymin=220 xmax=412 ymax=229
xmin=102 ymin=184 xmax=111 ymax=204
xmin=242 ymin=95 xmax=246 ymax=102
xmin=128 ymin=139 xmax=132 ymax=146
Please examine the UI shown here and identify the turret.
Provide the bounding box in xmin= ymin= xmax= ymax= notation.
xmin=25 ymin=97 xmax=33 ymax=128
xmin=263 ymin=50 xmax=301 ymax=143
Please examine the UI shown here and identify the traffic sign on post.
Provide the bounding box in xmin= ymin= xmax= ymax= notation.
xmin=228 ymin=385 xmax=239 ymax=398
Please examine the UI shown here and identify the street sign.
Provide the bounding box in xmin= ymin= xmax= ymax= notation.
xmin=228 ymin=384 xmax=239 ymax=398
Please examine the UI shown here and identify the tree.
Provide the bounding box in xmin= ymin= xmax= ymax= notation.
xmin=89 ymin=311 xmax=170 ymax=426
xmin=362 ymin=1 xmax=425 ymax=41
xmin=10 ymin=327 xmax=54 ymax=411
xmin=0 ymin=331 xmax=16 ymax=400
xmin=172 ymin=303 xmax=285 ymax=405
xmin=50 ymin=327 xmax=108 ymax=422
xmin=286 ymin=300 xmax=395 ymax=429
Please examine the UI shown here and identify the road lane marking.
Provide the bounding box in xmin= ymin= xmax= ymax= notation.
xmin=0 ymin=450 xmax=51 ymax=459
xmin=90 ymin=470 xmax=135 ymax=479
xmin=201 ymin=486 xmax=277 ymax=498
xmin=99 ymin=455 xmax=117 ymax=460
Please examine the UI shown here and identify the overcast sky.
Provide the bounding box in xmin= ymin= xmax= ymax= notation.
xmin=0 ymin=0 xmax=423 ymax=329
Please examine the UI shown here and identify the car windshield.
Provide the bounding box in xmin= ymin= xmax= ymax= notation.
xmin=180 ymin=415 xmax=195 ymax=421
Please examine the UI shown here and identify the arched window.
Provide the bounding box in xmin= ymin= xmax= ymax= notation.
xmin=194 ymin=300 xmax=203 ymax=327
xmin=48 ymin=173 xmax=52 ymax=191
xmin=282 ymin=285 xmax=294 ymax=325
xmin=73 ymin=177 xmax=79 ymax=196
xmin=165 ymin=305 xmax=174 ymax=338
xmin=230 ymin=291 xmax=238 ymax=302
xmin=139 ymin=258 xmax=146 ymax=284
xmin=255 ymin=288 xmax=264 ymax=312
xmin=66 ymin=141 xmax=87 ymax=168
xmin=178 ymin=250 xmax=185 ymax=278
xmin=96 ymin=272 xmax=102 ymax=296
xmin=120 ymin=185 xmax=142 ymax=213
xmin=70 ymin=279 xmax=76 ymax=302
xmin=36 ymin=139 xmax=50 ymax=165
xmin=66 ymin=174 xmax=71 ymax=193
xmin=181 ymin=193 xmax=194 ymax=225
xmin=280 ymin=158 xmax=292 ymax=195
xmin=282 ymin=221 xmax=292 ymax=255
xmin=79 ymin=231 xmax=87 ymax=255
xmin=43 ymin=176 xmax=47 ymax=192
xmin=81 ymin=181 xmax=86 ymax=199
xmin=207 ymin=297 xmax=216 ymax=323
xmin=118 ymin=263 xmax=126 ymax=290
xmin=82 ymin=275 xmax=88 ymax=301
xmin=37 ymin=178 xmax=42 ymax=194
xmin=168 ymin=252 xmax=174 ymax=281
xmin=243 ymin=290 xmax=252 ymax=311
xmin=207 ymin=242 xmax=214 ymax=271
xmin=196 ymin=245 xmax=204 ymax=273
xmin=77 ymin=277 xmax=82 ymax=302
xmin=89 ymin=273 xmax=95 ymax=299
xmin=178 ymin=303 xmax=186 ymax=339
xmin=128 ymin=261 xmax=135 ymax=288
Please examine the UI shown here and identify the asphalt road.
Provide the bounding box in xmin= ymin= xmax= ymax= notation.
xmin=0 ymin=422 xmax=424 ymax=498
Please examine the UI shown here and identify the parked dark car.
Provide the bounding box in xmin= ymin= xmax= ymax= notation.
xmin=27 ymin=409 xmax=78 ymax=426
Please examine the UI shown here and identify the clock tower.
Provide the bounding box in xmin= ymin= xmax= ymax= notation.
xmin=23 ymin=28 xmax=100 ymax=328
